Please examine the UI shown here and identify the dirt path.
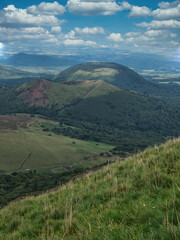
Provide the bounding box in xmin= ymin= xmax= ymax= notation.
xmin=16 ymin=153 xmax=32 ymax=172
xmin=83 ymin=80 xmax=102 ymax=99
xmin=16 ymin=128 xmax=32 ymax=172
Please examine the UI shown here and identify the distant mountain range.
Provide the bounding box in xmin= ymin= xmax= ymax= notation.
xmin=0 ymin=52 xmax=179 ymax=72
xmin=0 ymin=63 xmax=53 ymax=86
xmin=0 ymin=53 xmax=81 ymax=67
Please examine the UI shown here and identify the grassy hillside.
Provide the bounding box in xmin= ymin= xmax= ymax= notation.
xmin=53 ymin=62 xmax=180 ymax=103
xmin=17 ymin=79 xmax=108 ymax=108
xmin=0 ymin=138 xmax=180 ymax=239
xmin=0 ymin=115 xmax=112 ymax=173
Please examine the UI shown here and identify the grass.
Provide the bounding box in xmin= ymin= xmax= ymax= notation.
xmin=0 ymin=138 xmax=180 ymax=239
xmin=0 ymin=115 xmax=113 ymax=173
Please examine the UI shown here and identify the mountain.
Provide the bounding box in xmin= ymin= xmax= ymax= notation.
xmin=0 ymin=53 xmax=80 ymax=67
xmin=1 ymin=52 xmax=180 ymax=71
xmin=0 ymin=64 xmax=53 ymax=87
xmin=1 ymin=138 xmax=180 ymax=239
xmin=1 ymin=78 xmax=180 ymax=154
xmin=53 ymin=62 xmax=180 ymax=103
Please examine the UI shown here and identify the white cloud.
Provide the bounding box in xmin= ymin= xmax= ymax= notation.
xmin=66 ymin=1 xmax=152 ymax=17
xmin=0 ymin=5 xmax=61 ymax=28
xmin=107 ymin=33 xmax=123 ymax=42
xmin=67 ymin=0 xmax=122 ymax=15
xmin=124 ymin=29 xmax=177 ymax=47
xmin=145 ymin=29 xmax=167 ymax=37
xmin=63 ymin=39 xmax=96 ymax=46
xmin=158 ymin=1 xmax=180 ymax=9
xmin=129 ymin=6 xmax=151 ymax=18
xmin=0 ymin=27 xmax=56 ymax=43
xmin=125 ymin=31 xmax=140 ymax=37
xmin=64 ymin=30 xmax=76 ymax=39
xmin=137 ymin=20 xmax=180 ymax=29
xmin=170 ymin=33 xmax=177 ymax=38
xmin=169 ymin=40 xmax=179 ymax=46
xmin=27 ymin=1 xmax=65 ymax=16
xmin=126 ymin=37 xmax=135 ymax=42
xmin=64 ymin=26 xmax=105 ymax=39
xmin=51 ymin=26 xmax=61 ymax=33
xmin=119 ymin=1 xmax=131 ymax=10
xmin=153 ymin=3 xmax=180 ymax=20
xmin=74 ymin=26 xmax=105 ymax=35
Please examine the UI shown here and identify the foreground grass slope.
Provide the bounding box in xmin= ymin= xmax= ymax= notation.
xmin=1 ymin=139 xmax=180 ymax=239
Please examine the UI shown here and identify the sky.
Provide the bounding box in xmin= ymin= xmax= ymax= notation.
xmin=0 ymin=0 xmax=179 ymax=60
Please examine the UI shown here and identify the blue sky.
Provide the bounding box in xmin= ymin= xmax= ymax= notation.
xmin=0 ymin=0 xmax=179 ymax=60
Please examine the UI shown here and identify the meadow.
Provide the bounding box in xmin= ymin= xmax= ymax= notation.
xmin=0 ymin=115 xmax=113 ymax=173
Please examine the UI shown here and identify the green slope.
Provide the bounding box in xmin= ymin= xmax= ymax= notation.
xmin=53 ymin=62 xmax=180 ymax=102
xmin=1 ymin=138 xmax=180 ymax=239
xmin=0 ymin=115 xmax=112 ymax=173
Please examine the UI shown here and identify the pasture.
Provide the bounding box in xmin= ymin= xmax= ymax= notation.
xmin=0 ymin=115 xmax=113 ymax=173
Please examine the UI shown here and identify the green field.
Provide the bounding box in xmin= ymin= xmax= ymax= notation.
xmin=0 ymin=115 xmax=113 ymax=173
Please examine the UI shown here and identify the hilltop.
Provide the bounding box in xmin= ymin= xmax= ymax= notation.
xmin=53 ymin=62 xmax=180 ymax=102
xmin=0 ymin=138 xmax=180 ymax=239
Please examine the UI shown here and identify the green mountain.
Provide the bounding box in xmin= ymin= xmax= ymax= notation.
xmin=53 ymin=62 xmax=180 ymax=102
xmin=1 ymin=78 xmax=180 ymax=155
xmin=1 ymin=138 xmax=180 ymax=239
